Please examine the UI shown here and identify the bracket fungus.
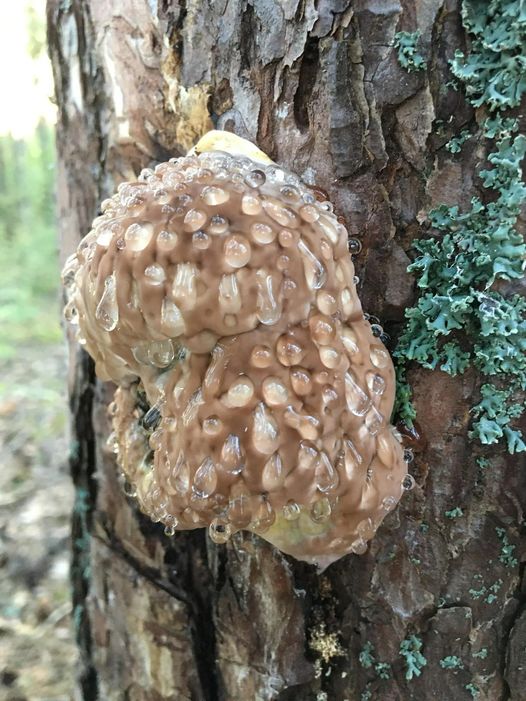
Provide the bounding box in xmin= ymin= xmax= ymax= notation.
xmin=62 ymin=130 xmax=407 ymax=569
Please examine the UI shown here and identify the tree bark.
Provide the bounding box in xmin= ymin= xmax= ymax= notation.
xmin=47 ymin=1 xmax=525 ymax=700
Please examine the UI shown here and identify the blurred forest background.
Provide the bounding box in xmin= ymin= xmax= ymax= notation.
xmin=0 ymin=1 xmax=76 ymax=700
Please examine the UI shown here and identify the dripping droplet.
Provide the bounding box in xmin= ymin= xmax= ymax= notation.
xmin=315 ymin=452 xmax=339 ymax=493
xmin=261 ymin=452 xmax=284 ymax=491
xmin=193 ymin=457 xmax=218 ymax=498
xmin=298 ymin=239 xmax=327 ymax=290
xmin=161 ymin=299 xmax=186 ymax=336
xmin=345 ymin=371 xmax=371 ymax=416
xmin=402 ymin=474 xmax=416 ymax=491
xmin=282 ymin=501 xmax=301 ymax=521
xmin=250 ymin=496 xmax=275 ymax=532
xmin=220 ymin=434 xmax=245 ymax=475
xmin=252 ymin=403 xmax=280 ymax=455
xmin=311 ymin=497 xmax=332 ymax=523
xmin=348 ymin=238 xmax=362 ymax=255
xmin=209 ymin=517 xmax=232 ymax=544
xmin=256 ymin=269 xmax=282 ymax=325
xmin=95 ymin=273 xmax=119 ymax=331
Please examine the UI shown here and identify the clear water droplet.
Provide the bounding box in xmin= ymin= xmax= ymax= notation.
xmin=241 ymin=193 xmax=262 ymax=215
xmin=315 ymin=452 xmax=339 ymax=493
xmin=172 ymin=263 xmax=198 ymax=310
xmin=218 ymin=273 xmax=241 ymax=314
xmin=250 ymin=496 xmax=275 ymax=532
xmin=201 ymin=186 xmax=230 ymax=206
xmin=366 ymin=371 xmax=386 ymax=396
xmin=161 ymin=299 xmax=186 ymax=336
xmin=224 ymin=234 xmax=251 ymax=268
xmin=124 ymin=222 xmax=153 ymax=251
xmin=252 ymin=402 xmax=280 ymax=455
xmin=282 ymin=501 xmax=301 ymax=520
xmin=345 ymin=371 xmax=371 ymax=416
xmin=95 ymin=273 xmax=119 ymax=331
xmin=144 ymin=263 xmax=166 ymax=285
xmin=184 ymin=208 xmax=207 ymax=231
xmin=193 ymin=457 xmax=218 ymax=498
xmin=261 ymin=377 xmax=289 ymax=406
xmin=261 ymin=452 xmax=284 ymax=491
xmin=298 ymin=239 xmax=327 ymax=290
xmin=245 ymin=169 xmax=266 ymax=188
xmin=311 ymin=497 xmax=332 ymax=523
xmin=402 ymin=474 xmax=416 ymax=491
xmin=209 ymin=517 xmax=232 ymax=544
xmin=220 ymin=434 xmax=245 ymax=475
xmin=256 ymin=269 xmax=282 ymax=325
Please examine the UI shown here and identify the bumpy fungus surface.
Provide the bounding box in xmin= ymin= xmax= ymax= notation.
xmin=63 ymin=131 xmax=406 ymax=567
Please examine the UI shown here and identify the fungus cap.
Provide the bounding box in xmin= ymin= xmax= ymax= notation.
xmin=63 ymin=130 xmax=407 ymax=569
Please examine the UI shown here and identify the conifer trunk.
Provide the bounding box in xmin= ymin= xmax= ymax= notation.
xmin=48 ymin=1 xmax=525 ymax=699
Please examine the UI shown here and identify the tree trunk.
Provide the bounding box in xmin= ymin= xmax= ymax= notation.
xmin=47 ymin=1 xmax=525 ymax=700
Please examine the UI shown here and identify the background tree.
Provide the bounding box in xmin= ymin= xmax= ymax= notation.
xmin=47 ymin=1 xmax=525 ymax=699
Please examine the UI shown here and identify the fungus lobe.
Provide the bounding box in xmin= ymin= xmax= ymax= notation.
xmin=63 ymin=130 xmax=407 ymax=569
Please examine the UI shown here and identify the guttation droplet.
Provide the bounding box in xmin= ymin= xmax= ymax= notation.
xmin=192 ymin=457 xmax=218 ymax=498
xmin=262 ymin=377 xmax=288 ymax=406
xmin=209 ymin=518 xmax=232 ymax=544
xmin=95 ymin=273 xmax=119 ymax=331
xmin=220 ymin=434 xmax=245 ymax=475
xmin=201 ymin=186 xmax=230 ymax=206
xmin=311 ymin=497 xmax=332 ymax=523
xmin=250 ymin=496 xmax=275 ymax=532
xmin=402 ymin=474 xmax=416 ymax=491
xmin=256 ymin=269 xmax=282 ymax=325
xmin=125 ymin=222 xmax=153 ymax=251
xmin=219 ymin=273 xmax=242 ymax=313
xmin=298 ymin=239 xmax=327 ymax=290
xmin=283 ymin=501 xmax=301 ymax=520
xmin=224 ymin=234 xmax=251 ymax=268
xmin=344 ymin=371 xmax=371 ymax=416
xmin=261 ymin=452 xmax=284 ymax=491
xmin=315 ymin=452 xmax=339 ymax=493
xmin=252 ymin=403 xmax=280 ymax=455
xmin=161 ymin=299 xmax=186 ymax=336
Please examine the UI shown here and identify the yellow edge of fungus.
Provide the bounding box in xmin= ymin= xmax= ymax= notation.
xmin=190 ymin=129 xmax=273 ymax=164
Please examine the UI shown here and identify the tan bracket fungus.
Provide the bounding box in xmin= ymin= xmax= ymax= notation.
xmin=62 ymin=131 xmax=408 ymax=569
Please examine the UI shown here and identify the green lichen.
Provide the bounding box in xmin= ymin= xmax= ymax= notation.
xmin=446 ymin=129 xmax=472 ymax=153
xmin=399 ymin=635 xmax=427 ymax=680
xmin=394 ymin=31 xmax=427 ymax=72
xmin=361 ymin=685 xmax=372 ymax=701
xmin=440 ymin=655 xmax=464 ymax=670
xmin=495 ymin=526 xmax=518 ymax=568
xmin=465 ymin=683 xmax=480 ymax=698
xmin=359 ymin=641 xmax=392 ymax=679
xmin=445 ymin=506 xmax=464 ymax=519
xmin=469 ymin=574 xmax=503 ymax=604
xmin=359 ymin=641 xmax=375 ymax=669
xmin=472 ymin=647 xmax=488 ymax=659
xmin=395 ymin=0 xmax=526 ymax=454
xmin=451 ymin=0 xmax=526 ymax=110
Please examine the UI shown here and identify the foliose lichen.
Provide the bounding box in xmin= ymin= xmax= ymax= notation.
xmin=395 ymin=0 xmax=526 ymax=454
xmin=359 ymin=641 xmax=391 ymax=679
xmin=399 ymin=635 xmax=427 ymax=680
xmin=394 ymin=31 xmax=427 ymax=73
xmin=439 ymin=655 xmax=464 ymax=670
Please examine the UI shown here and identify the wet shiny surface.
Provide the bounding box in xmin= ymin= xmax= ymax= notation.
xmin=63 ymin=131 xmax=407 ymax=567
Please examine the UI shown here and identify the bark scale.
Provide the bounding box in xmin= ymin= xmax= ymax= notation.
xmin=47 ymin=1 xmax=525 ymax=699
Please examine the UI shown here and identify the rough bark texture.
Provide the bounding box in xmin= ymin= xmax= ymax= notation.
xmin=48 ymin=1 xmax=525 ymax=700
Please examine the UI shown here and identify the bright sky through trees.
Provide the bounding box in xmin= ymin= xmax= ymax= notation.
xmin=0 ymin=0 xmax=55 ymax=138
